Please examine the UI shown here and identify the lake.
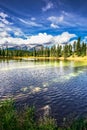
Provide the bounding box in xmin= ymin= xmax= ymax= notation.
xmin=0 ymin=59 xmax=87 ymax=125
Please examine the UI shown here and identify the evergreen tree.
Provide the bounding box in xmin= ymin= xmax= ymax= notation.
xmin=68 ymin=44 xmax=72 ymax=56
xmin=81 ymin=42 xmax=86 ymax=56
xmin=76 ymin=37 xmax=81 ymax=56
xmin=63 ymin=44 xmax=68 ymax=58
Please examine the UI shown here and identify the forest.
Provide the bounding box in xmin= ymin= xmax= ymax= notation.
xmin=0 ymin=38 xmax=87 ymax=58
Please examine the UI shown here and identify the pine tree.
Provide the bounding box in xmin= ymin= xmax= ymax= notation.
xmin=76 ymin=37 xmax=81 ymax=56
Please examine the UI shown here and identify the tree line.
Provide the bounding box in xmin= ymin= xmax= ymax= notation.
xmin=0 ymin=37 xmax=87 ymax=58
xmin=32 ymin=37 xmax=87 ymax=58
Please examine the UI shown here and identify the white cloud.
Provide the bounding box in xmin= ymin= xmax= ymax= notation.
xmin=0 ymin=17 xmax=11 ymax=25
xmin=48 ymin=15 xmax=64 ymax=24
xmin=0 ymin=11 xmax=12 ymax=25
xmin=0 ymin=32 xmax=77 ymax=46
xmin=54 ymin=32 xmax=76 ymax=44
xmin=0 ymin=36 xmax=28 ymax=45
xmin=50 ymin=23 xmax=59 ymax=29
xmin=0 ymin=20 xmax=25 ymax=38
xmin=14 ymin=32 xmax=22 ymax=36
xmin=27 ymin=33 xmax=53 ymax=44
xmin=42 ymin=1 xmax=53 ymax=12
xmin=12 ymin=28 xmax=25 ymax=37
xmin=19 ymin=18 xmax=42 ymax=27
xmin=0 ymin=12 xmax=8 ymax=19
xmin=0 ymin=23 xmax=5 ymax=28
xmin=0 ymin=31 xmax=10 ymax=38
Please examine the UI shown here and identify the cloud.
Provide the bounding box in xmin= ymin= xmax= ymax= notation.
xmin=48 ymin=15 xmax=64 ymax=24
xmin=62 ymin=11 xmax=71 ymax=17
xmin=82 ymin=36 xmax=87 ymax=43
xmin=0 ymin=11 xmax=77 ymax=46
xmin=0 ymin=24 xmax=24 ymax=37
xmin=27 ymin=32 xmax=76 ymax=45
xmin=0 ymin=12 xmax=8 ymax=19
xmin=42 ymin=1 xmax=54 ymax=12
xmin=0 ymin=11 xmax=12 ymax=25
xmin=27 ymin=33 xmax=53 ymax=44
xmin=13 ymin=28 xmax=25 ymax=37
xmin=54 ymin=32 xmax=76 ymax=44
xmin=0 ymin=23 xmax=5 ymax=28
xmin=0 ymin=37 xmax=27 ymax=45
xmin=0 ymin=17 xmax=11 ymax=25
xmin=48 ymin=15 xmax=64 ymax=28
xmin=31 ymin=17 xmax=36 ymax=21
xmin=0 ymin=32 xmax=77 ymax=46
xmin=0 ymin=31 xmax=10 ymax=38
xmin=50 ymin=23 xmax=59 ymax=29
xmin=19 ymin=18 xmax=42 ymax=27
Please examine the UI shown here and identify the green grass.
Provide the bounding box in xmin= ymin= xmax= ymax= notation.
xmin=0 ymin=99 xmax=87 ymax=130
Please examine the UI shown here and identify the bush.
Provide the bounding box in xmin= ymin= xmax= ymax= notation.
xmin=0 ymin=99 xmax=18 ymax=130
xmin=0 ymin=99 xmax=87 ymax=130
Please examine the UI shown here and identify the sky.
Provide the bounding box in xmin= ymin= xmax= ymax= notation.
xmin=0 ymin=0 xmax=87 ymax=46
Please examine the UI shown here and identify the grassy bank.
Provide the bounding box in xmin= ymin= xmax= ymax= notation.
xmin=1 ymin=56 xmax=87 ymax=61
xmin=0 ymin=99 xmax=87 ymax=130
xmin=26 ymin=56 xmax=87 ymax=61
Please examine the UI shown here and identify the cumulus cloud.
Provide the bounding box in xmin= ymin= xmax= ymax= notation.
xmin=0 ymin=31 xmax=10 ymax=38
xmin=0 ymin=37 xmax=27 ymax=45
xmin=27 ymin=32 xmax=76 ymax=45
xmin=42 ymin=1 xmax=54 ymax=12
xmin=27 ymin=33 xmax=53 ymax=44
xmin=0 ymin=32 xmax=77 ymax=46
xmin=54 ymin=32 xmax=76 ymax=44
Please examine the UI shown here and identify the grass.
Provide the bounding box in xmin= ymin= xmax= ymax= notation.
xmin=1 ymin=56 xmax=87 ymax=61
xmin=0 ymin=99 xmax=87 ymax=130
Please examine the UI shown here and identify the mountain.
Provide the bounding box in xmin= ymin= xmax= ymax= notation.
xmin=0 ymin=43 xmax=44 ymax=51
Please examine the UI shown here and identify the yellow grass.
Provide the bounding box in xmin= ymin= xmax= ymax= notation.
xmin=1 ymin=56 xmax=87 ymax=61
xmin=21 ymin=56 xmax=87 ymax=61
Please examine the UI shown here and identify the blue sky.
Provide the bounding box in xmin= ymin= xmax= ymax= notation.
xmin=0 ymin=0 xmax=87 ymax=45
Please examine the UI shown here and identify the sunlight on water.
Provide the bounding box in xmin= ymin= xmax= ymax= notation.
xmin=50 ymin=69 xmax=85 ymax=84
xmin=40 ymin=105 xmax=51 ymax=116
xmin=42 ymin=82 xmax=49 ymax=87
xmin=32 ymin=87 xmax=41 ymax=93
xmin=0 ymin=59 xmax=87 ymax=125
xmin=21 ymin=87 xmax=28 ymax=92
xmin=0 ymin=59 xmax=87 ymax=72
xmin=15 ymin=68 xmax=86 ymax=99
xmin=0 ymin=59 xmax=87 ymax=98
xmin=0 ymin=64 xmax=51 ymax=71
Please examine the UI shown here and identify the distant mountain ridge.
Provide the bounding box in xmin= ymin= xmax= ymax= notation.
xmin=0 ymin=42 xmax=53 ymax=51
xmin=0 ymin=43 xmax=43 ymax=51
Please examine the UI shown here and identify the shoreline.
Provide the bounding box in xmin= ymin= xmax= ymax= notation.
xmin=0 ymin=56 xmax=87 ymax=61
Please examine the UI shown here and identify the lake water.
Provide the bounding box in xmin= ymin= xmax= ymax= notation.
xmin=0 ymin=59 xmax=87 ymax=125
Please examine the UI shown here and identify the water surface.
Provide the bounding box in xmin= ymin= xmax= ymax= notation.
xmin=0 ymin=59 xmax=87 ymax=125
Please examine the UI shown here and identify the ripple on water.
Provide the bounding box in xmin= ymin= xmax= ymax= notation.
xmin=0 ymin=60 xmax=87 ymax=125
